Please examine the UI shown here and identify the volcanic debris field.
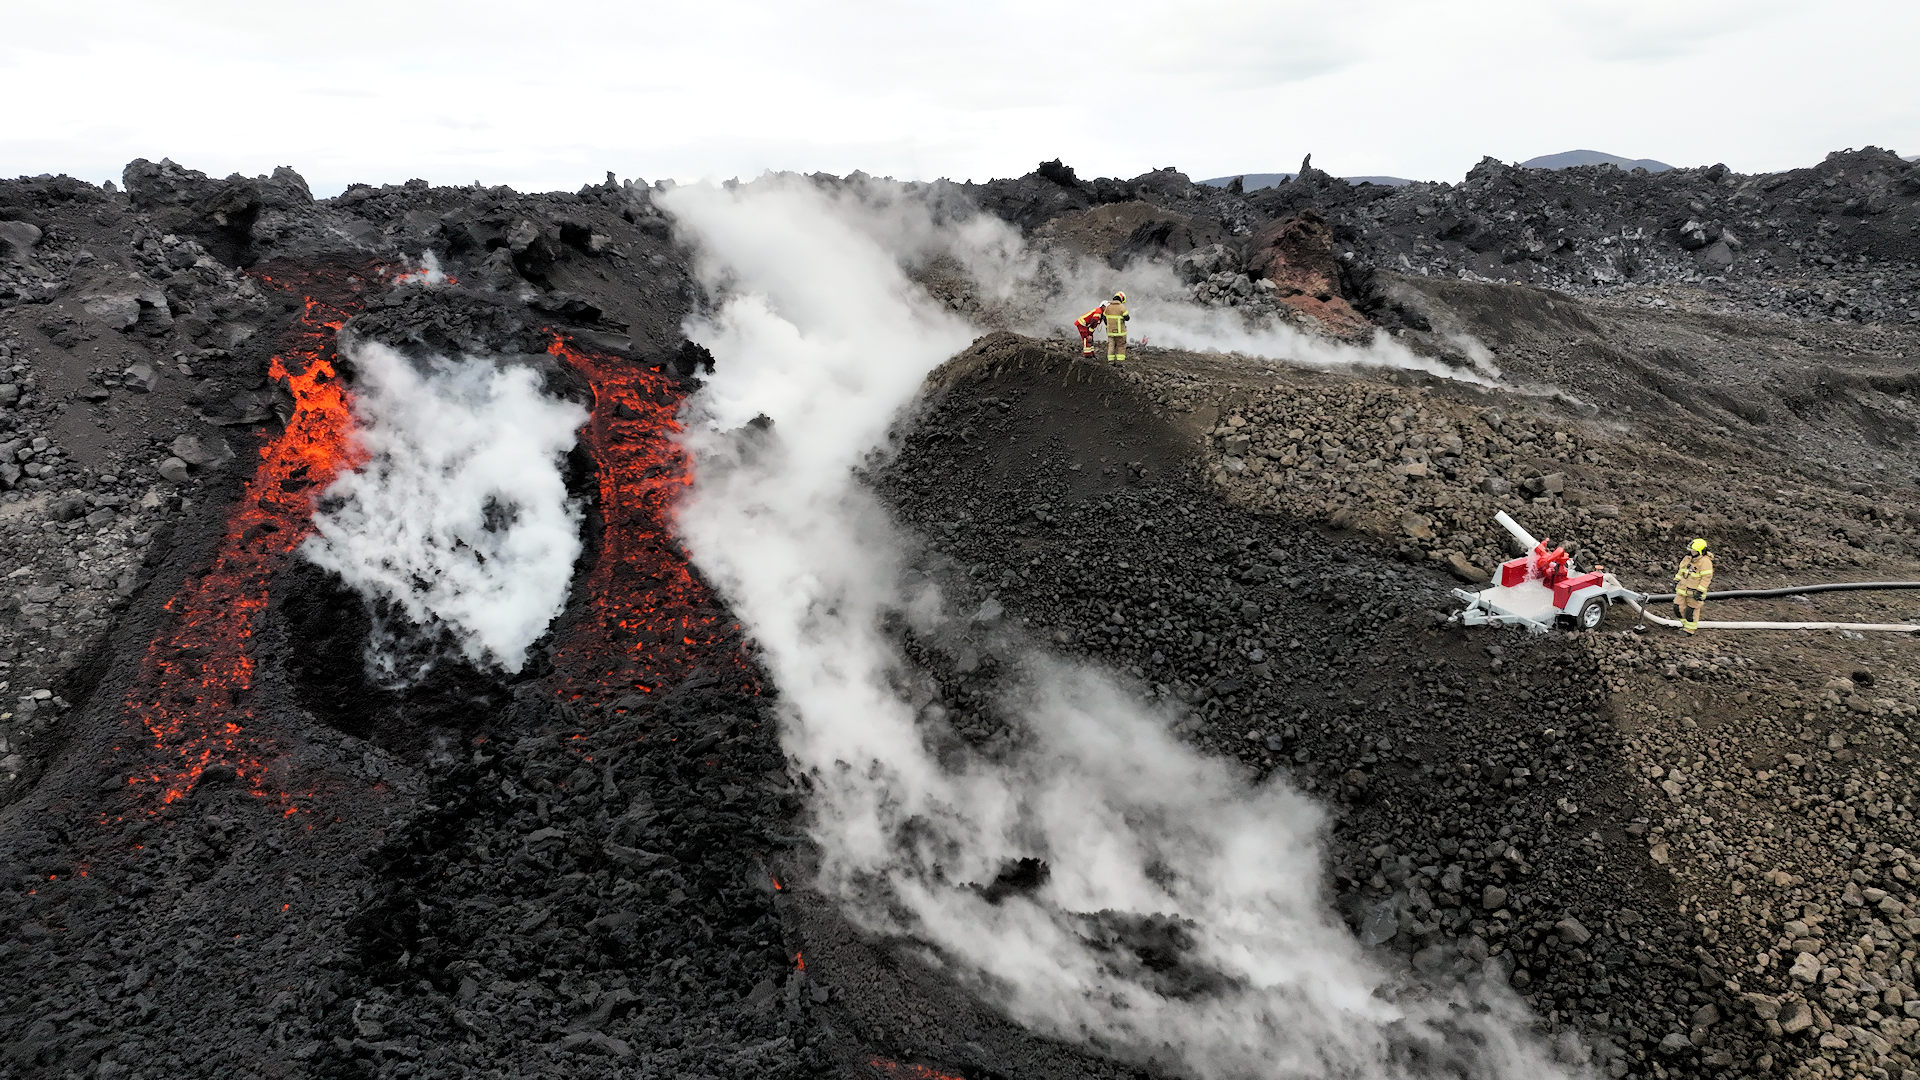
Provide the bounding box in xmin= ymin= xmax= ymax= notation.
xmin=0 ymin=149 xmax=1917 ymax=1080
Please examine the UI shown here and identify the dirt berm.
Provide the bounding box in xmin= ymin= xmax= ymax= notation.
xmin=875 ymin=331 xmax=1920 ymax=1080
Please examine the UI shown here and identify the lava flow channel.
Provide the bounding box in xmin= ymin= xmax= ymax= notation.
xmin=121 ymin=269 xmax=368 ymax=805
xmin=544 ymin=335 xmax=748 ymax=707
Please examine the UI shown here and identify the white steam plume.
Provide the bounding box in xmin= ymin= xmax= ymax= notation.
xmin=1070 ymin=258 xmax=1503 ymax=385
xmin=806 ymin=174 xmax=1501 ymax=385
xmin=660 ymin=175 xmax=1573 ymax=1079
xmin=302 ymin=340 xmax=587 ymax=678
xmin=390 ymin=250 xmax=452 ymax=287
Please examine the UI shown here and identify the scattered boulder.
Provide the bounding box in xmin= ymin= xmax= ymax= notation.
xmin=1778 ymin=1000 xmax=1814 ymax=1034
xmin=0 ymin=219 xmax=42 ymax=262
xmin=48 ymin=494 xmax=87 ymax=521
xmin=123 ymin=363 xmax=159 ymax=394
xmin=169 ymin=434 xmax=233 ymax=468
xmin=1174 ymin=243 xmax=1235 ymax=285
xmin=81 ymin=293 xmax=142 ymax=330
xmin=82 ymin=285 xmax=172 ymax=335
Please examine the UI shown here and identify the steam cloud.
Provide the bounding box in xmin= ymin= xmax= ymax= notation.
xmin=390 ymin=250 xmax=453 ymax=287
xmin=1033 ymin=254 xmax=1502 ymax=385
xmin=302 ymin=339 xmax=587 ymax=680
xmin=659 ymin=175 xmax=1571 ymax=1079
xmin=785 ymin=175 xmax=1502 ymax=385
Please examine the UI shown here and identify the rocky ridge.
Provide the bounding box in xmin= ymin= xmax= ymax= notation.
xmin=965 ymin=149 xmax=1920 ymax=328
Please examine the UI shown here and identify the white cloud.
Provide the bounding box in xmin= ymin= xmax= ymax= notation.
xmin=2 ymin=0 xmax=1913 ymax=192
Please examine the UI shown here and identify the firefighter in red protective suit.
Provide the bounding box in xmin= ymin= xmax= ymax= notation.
xmin=1073 ymin=301 xmax=1107 ymax=357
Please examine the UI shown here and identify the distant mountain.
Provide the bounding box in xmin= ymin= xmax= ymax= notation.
xmin=1201 ymin=173 xmax=1414 ymax=190
xmin=1519 ymin=150 xmax=1673 ymax=172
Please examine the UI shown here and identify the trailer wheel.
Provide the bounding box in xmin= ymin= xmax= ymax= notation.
xmin=1576 ymin=598 xmax=1607 ymax=631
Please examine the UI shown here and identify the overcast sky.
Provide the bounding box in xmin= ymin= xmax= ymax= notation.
xmin=4 ymin=0 xmax=1916 ymax=196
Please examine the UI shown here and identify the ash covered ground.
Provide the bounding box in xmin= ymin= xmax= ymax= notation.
xmin=0 ymin=151 xmax=1915 ymax=1080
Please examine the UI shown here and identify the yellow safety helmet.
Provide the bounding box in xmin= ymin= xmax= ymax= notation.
xmin=1112 ymin=291 xmax=1126 ymax=302
xmin=1689 ymin=538 xmax=1708 ymax=553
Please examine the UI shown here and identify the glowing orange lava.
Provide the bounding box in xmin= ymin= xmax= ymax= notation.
xmin=544 ymin=335 xmax=750 ymax=706
xmin=868 ymin=1059 xmax=965 ymax=1080
xmin=121 ymin=268 xmax=369 ymax=806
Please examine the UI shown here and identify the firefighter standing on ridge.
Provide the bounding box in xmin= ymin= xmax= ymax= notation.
xmin=1673 ymin=538 xmax=1714 ymax=634
xmin=1102 ymin=291 xmax=1129 ymax=363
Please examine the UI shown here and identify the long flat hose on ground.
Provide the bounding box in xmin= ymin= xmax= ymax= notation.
xmin=1639 ymin=581 xmax=1920 ymax=603
xmin=1621 ymin=590 xmax=1920 ymax=634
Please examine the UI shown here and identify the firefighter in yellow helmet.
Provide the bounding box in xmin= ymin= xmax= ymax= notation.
xmin=1673 ymin=538 xmax=1713 ymax=634
xmin=1103 ymin=291 xmax=1130 ymax=363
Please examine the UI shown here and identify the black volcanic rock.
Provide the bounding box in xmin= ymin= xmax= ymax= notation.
xmin=122 ymin=157 xmax=268 ymax=265
xmin=0 ymin=147 xmax=1917 ymax=1080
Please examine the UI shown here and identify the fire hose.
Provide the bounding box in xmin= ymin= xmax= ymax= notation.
xmin=1479 ymin=513 xmax=1920 ymax=633
xmin=1637 ymin=581 xmax=1920 ymax=603
xmin=1622 ymin=581 xmax=1920 ymax=634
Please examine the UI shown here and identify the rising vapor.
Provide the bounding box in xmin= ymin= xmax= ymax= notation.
xmin=301 ymin=339 xmax=588 ymax=680
xmin=810 ymin=174 xmax=1503 ymax=385
xmin=656 ymin=175 xmax=1572 ymax=1078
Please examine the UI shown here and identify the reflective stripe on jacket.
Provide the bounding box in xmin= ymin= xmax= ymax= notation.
xmin=1675 ymin=553 xmax=1714 ymax=593
xmin=1075 ymin=305 xmax=1105 ymax=332
xmin=1104 ymin=301 xmax=1129 ymax=335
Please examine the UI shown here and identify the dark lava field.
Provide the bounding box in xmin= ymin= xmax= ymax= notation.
xmin=0 ymin=151 xmax=1917 ymax=1080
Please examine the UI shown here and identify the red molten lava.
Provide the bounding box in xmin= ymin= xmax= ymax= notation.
xmin=121 ymin=268 xmax=370 ymax=805
xmin=868 ymin=1059 xmax=965 ymax=1080
xmin=544 ymin=335 xmax=749 ymax=706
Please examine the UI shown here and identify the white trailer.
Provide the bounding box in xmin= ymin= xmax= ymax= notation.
xmin=1451 ymin=512 xmax=1635 ymax=632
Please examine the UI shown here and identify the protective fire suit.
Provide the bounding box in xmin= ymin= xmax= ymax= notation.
xmin=1673 ymin=551 xmax=1714 ymax=633
xmin=1074 ymin=305 xmax=1106 ymax=356
xmin=1103 ymin=298 xmax=1129 ymax=363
